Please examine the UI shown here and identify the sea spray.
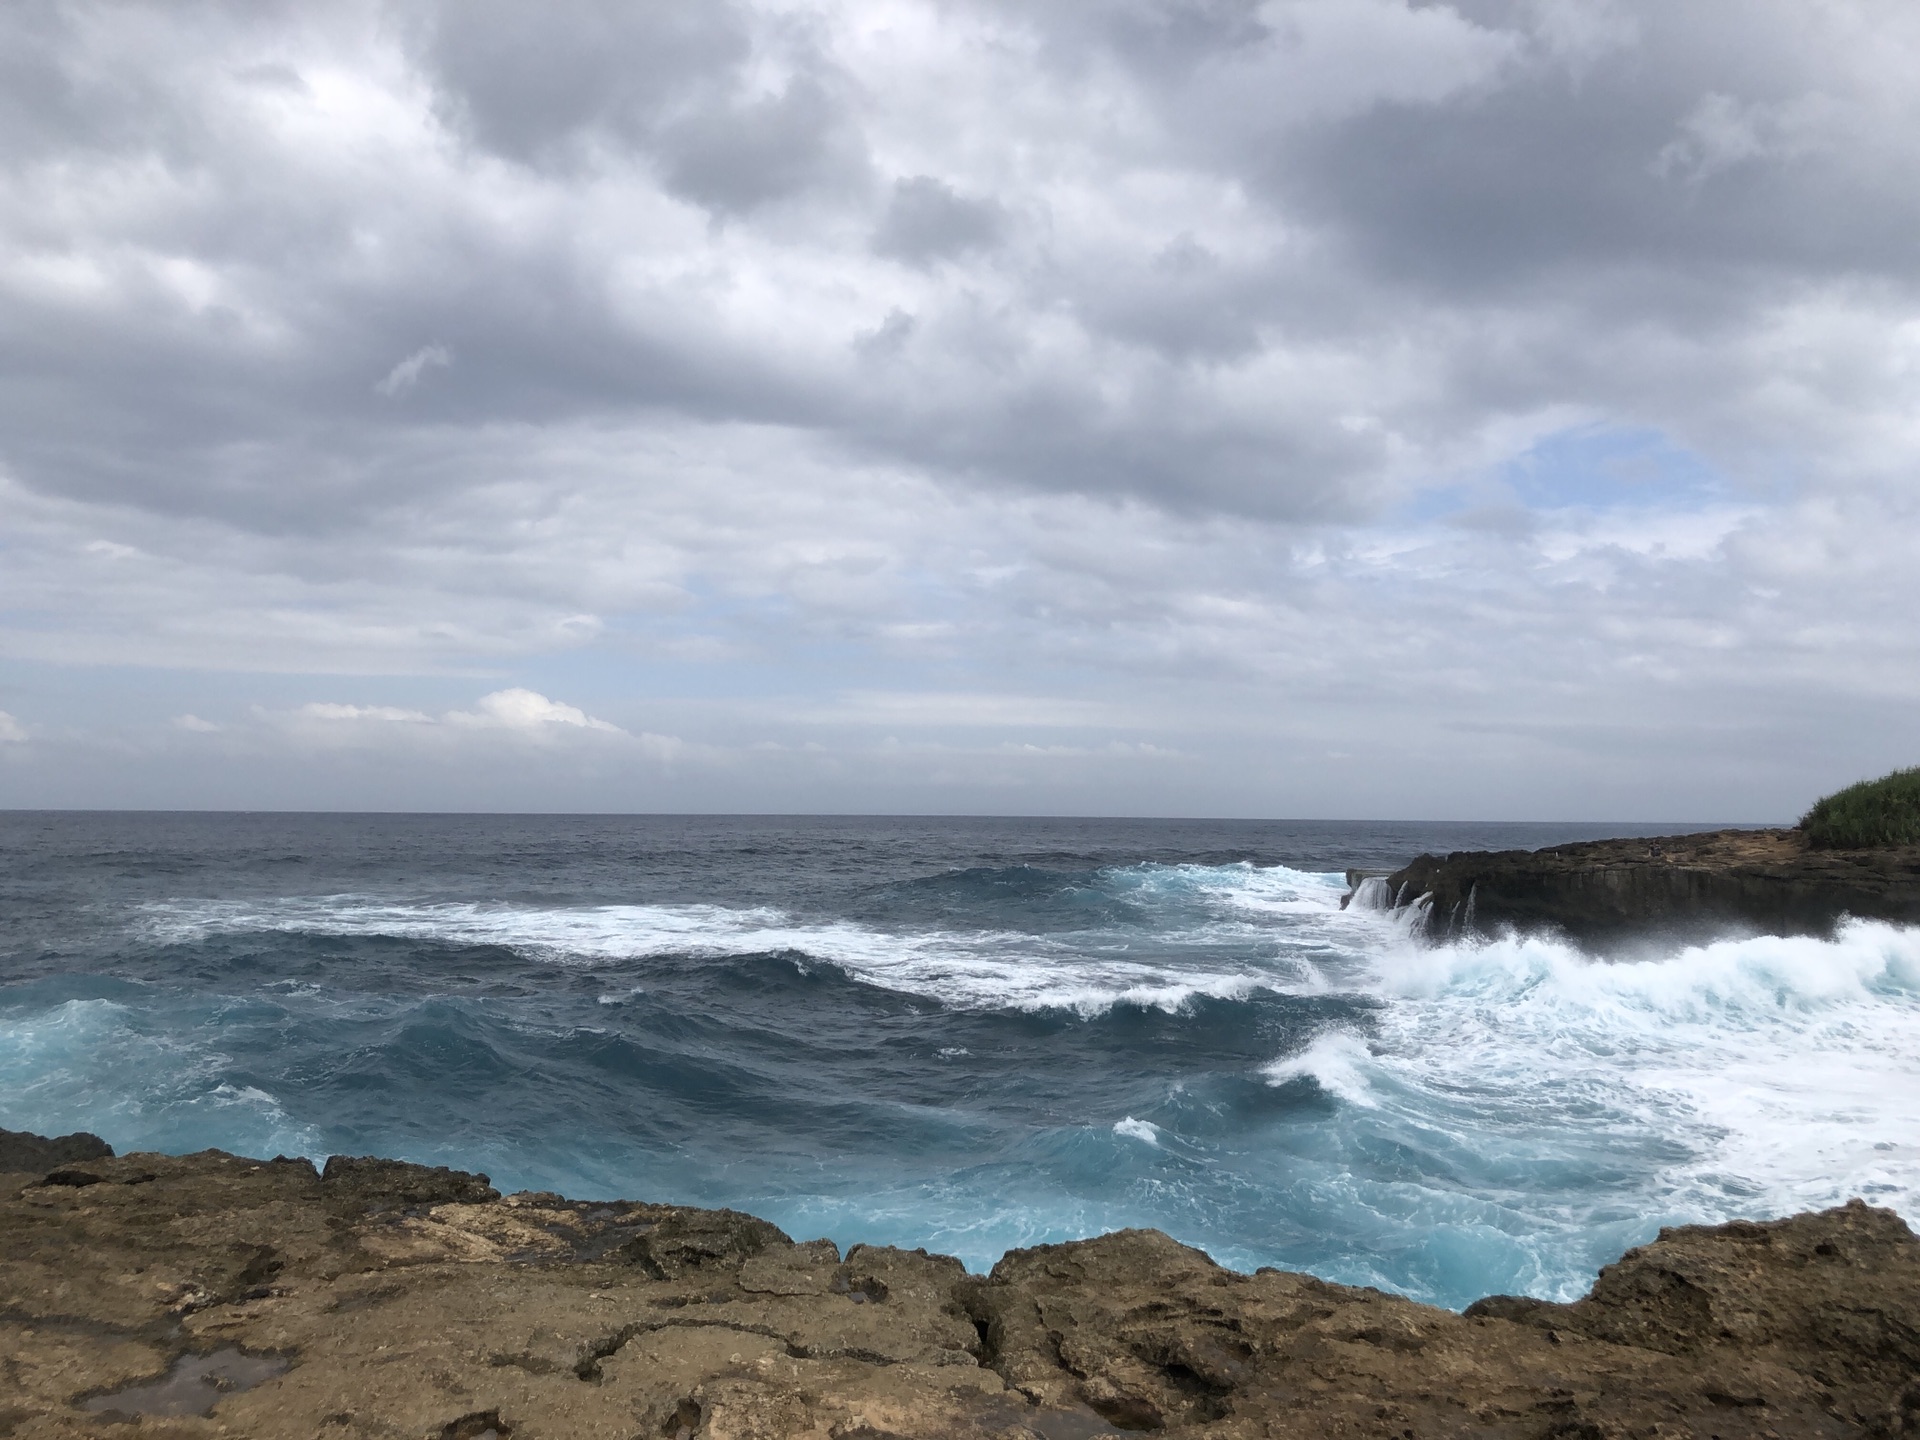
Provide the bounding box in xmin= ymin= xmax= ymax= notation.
xmin=3 ymin=811 xmax=1914 ymax=1310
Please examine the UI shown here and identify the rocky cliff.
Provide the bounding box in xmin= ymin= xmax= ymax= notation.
xmin=3 ymin=1131 xmax=1918 ymax=1438
xmin=1355 ymin=827 xmax=1920 ymax=948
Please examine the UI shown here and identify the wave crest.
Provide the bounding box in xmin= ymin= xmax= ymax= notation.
xmin=134 ymin=860 xmax=1353 ymax=1016
xmin=1291 ymin=920 xmax=1920 ymax=1228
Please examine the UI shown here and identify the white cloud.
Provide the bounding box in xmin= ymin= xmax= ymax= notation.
xmin=445 ymin=688 xmax=622 ymax=733
xmin=268 ymin=690 xmax=689 ymax=758
xmin=375 ymin=344 xmax=452 ymax=397
xmin=1527 ymin=0 xmax=1641 ymax=68
xmin=806 ymin=692 xmax=1133 ymax=729
xmin=256 ymin=689 xmax=705 ymax=779
xmin=1653 ymin=91 xmax=1834 ymax=183
xmin=3 ymin=2 xmax=1920 ymax=814
xmin=296 ymin=703 xmax=435 ymax=723
xmin=172 ymin=714 xmax=222 ymax=732
xmin=0 ymin=711 xmax=26 ymax=744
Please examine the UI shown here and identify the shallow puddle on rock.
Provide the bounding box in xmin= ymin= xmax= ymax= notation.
xmin=969 ymin=1396 xmax=1120 ymax=1440
xmin=82 ymin=1347 xmax=290 ymax=1418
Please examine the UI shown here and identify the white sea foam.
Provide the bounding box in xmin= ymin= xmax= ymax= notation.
xmin=64 ymin=858 xmax=1920 ymax=1304
xmin=1286 ymin=920 xmax=1920 ymax=1243
xmin=140 ymin=897 xmax=789 ymax=960
xmin=134 ymin=869 xmax=1920 ymax=1248
xmin=1113 ymin=1116 xmax=1162 ymax=1145
xmin=136 ymin=867 xmax=1347 ymax=1016
xmin=1346 ymin=875 xmax=1394 ymax=911
xmin=1113 ymin=861 xmax=1349 ymax=915
xmin=0 ymin=997 xmax=319 ymax=1159
xmin=1261 ymin=1030 xmax=1380 ymax=1107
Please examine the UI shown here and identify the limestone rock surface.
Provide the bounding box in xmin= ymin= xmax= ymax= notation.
xmin=0 ymin=1127 xmax=114 ymax=1174
xmin=2 ymin=1142 xmax=1917 ymax=1438
xmin=1366 ymin=827 xmax=1920 ymax=947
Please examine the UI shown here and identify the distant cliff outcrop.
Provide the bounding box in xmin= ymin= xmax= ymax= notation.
xmin=1350 ymin=827 xmax=1920 ymax=947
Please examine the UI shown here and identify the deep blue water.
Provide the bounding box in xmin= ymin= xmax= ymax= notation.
xmin=4 ymin=812 xmax=1918 ymax=1310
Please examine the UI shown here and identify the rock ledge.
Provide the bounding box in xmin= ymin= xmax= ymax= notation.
xmin=3 ymin=1138 xmax=1919 ymax=1437
xmin=1356 ymin=827 xmax=1920 ymax=947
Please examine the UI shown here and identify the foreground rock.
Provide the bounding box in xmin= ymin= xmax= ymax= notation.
xmin=4 ymin=1146 xmax=1919 ymax=1437
xmin=1359 ymin=827 xmax=1920 ymax=948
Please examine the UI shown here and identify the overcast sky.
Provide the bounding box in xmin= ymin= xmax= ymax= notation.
xmin=1 ymin=0 xmax=1916 ymax=817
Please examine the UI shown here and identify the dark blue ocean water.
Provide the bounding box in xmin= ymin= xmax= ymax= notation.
xmin=4 ymin=812 xmax=1917 ymax=1310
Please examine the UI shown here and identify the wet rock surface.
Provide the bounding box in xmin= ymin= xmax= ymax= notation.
xmin=79 ymin=1346 xmax=291 ymax=1419
xmin=1364 ymin=827 xmax=1920 ymax=947
xmin=2 ymin=1141 xmax=1918 ymax=1437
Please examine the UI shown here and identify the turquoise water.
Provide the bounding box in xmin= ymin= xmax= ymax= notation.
xmin=3 ymin=812 xmax=1916 ymax=1309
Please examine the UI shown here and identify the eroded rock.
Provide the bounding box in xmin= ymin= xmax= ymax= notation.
xmin=321 ymin=1154 xmax=501 ymax=1209
xmin=1 ymin=1137 xmax=1916 ymax=1438
xmin=1369 ymin=827 xmax=1920 ymax=948
xmin=0 ymin=1125 xmax=114 ymax=1174
xmin=620 ymin=1206 xmax=790 ymax=1279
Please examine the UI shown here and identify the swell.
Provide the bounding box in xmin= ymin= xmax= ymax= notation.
xmin=130 ymin=861 xmax=1356 ymax=1017
xmin=8 ymin=854 xmax=1920 ymax=1309
xmin=0 ymin=936 xmax=1370 ymax=1166
xmin=1301 ymin=919 xmax=1920 ymax=1251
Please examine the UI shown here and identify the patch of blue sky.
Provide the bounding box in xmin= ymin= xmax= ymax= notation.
xmin=1400 ymin=425 xmax=1726 ymax=525
xmin=1503 ymin=426 xmax=1723 ymax=510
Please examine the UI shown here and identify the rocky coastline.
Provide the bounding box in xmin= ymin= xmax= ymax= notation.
xmin=5 ymin=1128 xmax=1919 ymax=1438
xmin=1346 ymin=827 xmax=1920 ymax=949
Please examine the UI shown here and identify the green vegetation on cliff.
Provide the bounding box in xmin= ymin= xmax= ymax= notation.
xmin=1800 ymin=765 xmax=1920 ymax=849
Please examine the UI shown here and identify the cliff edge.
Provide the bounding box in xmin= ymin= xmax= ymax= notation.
xmin=3 ymin=1133 xmax=1918 ymax=1438
xmin=1356 ymin=827 xmax=1920 ymax=948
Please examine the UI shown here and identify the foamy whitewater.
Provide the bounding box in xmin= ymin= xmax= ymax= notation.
xmin=3 ymin=813 xmax=1916 ymax=1310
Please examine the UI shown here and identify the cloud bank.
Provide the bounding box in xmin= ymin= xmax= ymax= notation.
xmin=2 ymin=0 xmax=1918 ymax=816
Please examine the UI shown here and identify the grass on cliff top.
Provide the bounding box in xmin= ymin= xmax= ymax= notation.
xmin=1799 ymin=766 xmax=1920 ymax=849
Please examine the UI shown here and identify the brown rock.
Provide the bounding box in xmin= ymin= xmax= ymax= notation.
xmin=1 ymin=1139 xmax=1916 ymax=1438
xmin=620 ymin=1206 xmax=790 ymax=1280
xmin=1366 ymin=827 xmax=1920 ymax=947
xmin=0 ymin=1126 xmax=114 ymax=1175
xmin=321 ymin=1153 xmax=502 ymax=1209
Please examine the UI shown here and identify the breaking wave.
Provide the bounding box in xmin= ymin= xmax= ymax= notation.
xmin=1347 ymin=922 xmax=1920 ymax=1225
xmin=136 ymin=861 xmax=1352 ymax=1017
xmin=6 ymin=816 xmax=1917 ymax=1310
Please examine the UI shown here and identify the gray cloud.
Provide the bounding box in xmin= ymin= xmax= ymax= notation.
xmin=423 ymin=0 xmax=868 ymax=214
xmin=2 ymin=0 xmax=1918 ymax=814
xmin=872 ymin=177 xmax=1005 ymax=265
xmin=419 ymin=0 xmax=749 ymax=161
xmin=654 ymin=72 xmax=870 ymax=214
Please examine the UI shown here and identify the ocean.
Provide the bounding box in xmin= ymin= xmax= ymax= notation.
xmin=3 ymin=811 xmax=1916 ymax=1311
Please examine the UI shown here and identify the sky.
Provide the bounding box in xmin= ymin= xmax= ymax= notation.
xmin=2 ymin=0 xmax=1918 ymax=818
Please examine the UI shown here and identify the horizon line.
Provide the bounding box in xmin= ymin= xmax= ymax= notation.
xmin=0 ymin=807 xmax=1785 ymax=827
